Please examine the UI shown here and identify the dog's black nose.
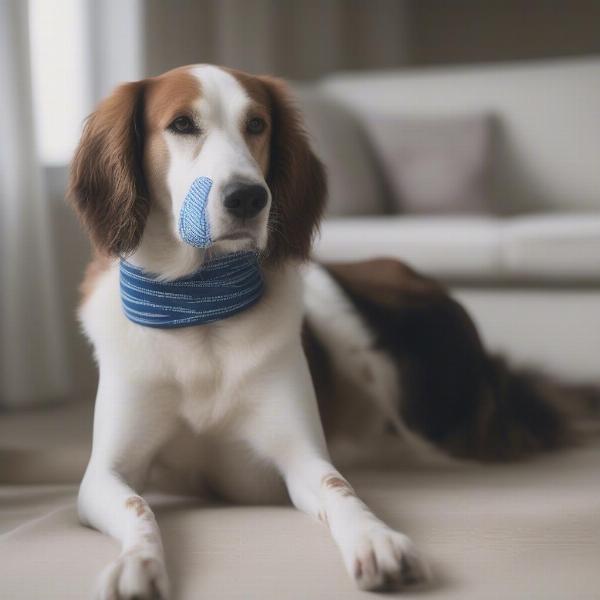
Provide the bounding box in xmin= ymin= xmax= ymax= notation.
xmin=223 ymin=183 xmax=268 ymax=219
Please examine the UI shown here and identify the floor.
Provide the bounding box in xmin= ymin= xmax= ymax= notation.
xmin=1 ymin=401 xmax=599 ymax=598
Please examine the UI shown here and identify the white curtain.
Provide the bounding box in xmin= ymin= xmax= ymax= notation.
xmin=0 ymin=0 xmax=145 ymax=409
xmin=0 ymin=0 xmax=69 ymax=408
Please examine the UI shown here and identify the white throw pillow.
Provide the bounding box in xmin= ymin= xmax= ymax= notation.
xmin=363 ymin=113 xmax=494 ymax=214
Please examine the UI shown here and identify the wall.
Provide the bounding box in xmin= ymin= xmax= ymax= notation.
xmin=143 ymin=0 xmax=600 ymax=79
xmin=143 ymin=0 xmax=410 ymax=79
xmin=408 ymin=0 xmax=600 ymax=67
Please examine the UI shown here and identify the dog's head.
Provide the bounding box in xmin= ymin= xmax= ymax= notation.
xmin=69 ymin=65 xmax=326 ymax=267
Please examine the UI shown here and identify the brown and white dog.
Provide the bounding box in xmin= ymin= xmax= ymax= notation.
xmin=69 ymin=64 xmax=588 ymax=599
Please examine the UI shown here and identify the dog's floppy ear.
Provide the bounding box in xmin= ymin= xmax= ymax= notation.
xmin=259 ymin=76 xmax=326 ymax=264
xmin=69 ymin=80 xmax=149 ymax=256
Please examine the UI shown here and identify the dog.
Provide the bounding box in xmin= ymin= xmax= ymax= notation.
xmin=70 ymin=64 xmax=592 ymax=599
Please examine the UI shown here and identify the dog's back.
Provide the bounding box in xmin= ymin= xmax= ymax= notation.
xmin=304 ymin=258 xmax=598 ymax=462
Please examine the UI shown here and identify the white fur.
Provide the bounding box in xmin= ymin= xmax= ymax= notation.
xmin=303 ymin=263 xmax=450 ymax=464
xmin=78 ymin=66 xmax=429 ymax=600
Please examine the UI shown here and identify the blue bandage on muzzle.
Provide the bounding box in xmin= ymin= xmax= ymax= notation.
xmin=178 ymin=176 xmax=213 ymax=247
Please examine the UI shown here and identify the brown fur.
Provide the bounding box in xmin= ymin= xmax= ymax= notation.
xmin=302 ymin=322 xmax=336 ymax=435
xmin=69 ymin=69 xmax=204 ymax=258
xmin=144 ymin=70 xmax=203 ymax=199
xmin=326 ymin=259 xmax=444 ymax=309
xmin=304 ymin=316 xmax=384 ymax=441
xmin=227 ymin=68 xmax=273 ymax=174
xmin=258 ymin=76 xmax=327 ymax=265
xmin=125 ymin=496 xmax=148 ymax=517
xmin=144 ymin=68 xmax=201 ymax=130
xmin=322 ymin=474 xmax=356 ymax=497
xmin=320 ymin=258 xmax=577 ymax=462
xmin=69 ymin=80 xmax=150 ymax=256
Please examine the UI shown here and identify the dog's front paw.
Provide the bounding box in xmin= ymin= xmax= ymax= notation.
xmin=343 ymin=525 xmax=430 ymax=591
xmin=95 ymin=551 xmax=169 ymax=600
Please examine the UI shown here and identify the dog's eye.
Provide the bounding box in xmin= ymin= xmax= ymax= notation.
xmin=169 ymin=116 xmax=198 ymax=135
xmin=246 ymin=117 xmax=267 ymax=135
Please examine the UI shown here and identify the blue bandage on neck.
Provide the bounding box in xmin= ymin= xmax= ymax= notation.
xmin=178 ymin=176 xmax=213 ymax=247
xmin=119 ymin=252 xmax=264 ymax=328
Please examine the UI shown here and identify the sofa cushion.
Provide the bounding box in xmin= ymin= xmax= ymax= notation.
xmin=314 ymin=213 xmax=600 ymax=283
xmin=362 ymin=113 xmax=494 ymax=214
xmin=314 ymin=215 xmax=502 ymax=280
xmin=294 ymin=86 xmax=387 ymax=216
xmin=502 ymin=213 xmax=600 ymax=281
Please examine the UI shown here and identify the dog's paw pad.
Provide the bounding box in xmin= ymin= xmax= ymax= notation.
xmin=96 ymin=552 xmax=169 ymax=600
xmin=347 ymin=527 xmax=430 ymax=591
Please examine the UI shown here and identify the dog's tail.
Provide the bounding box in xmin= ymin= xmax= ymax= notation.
xmin=440 ymin=356 xmax=600 ymax=461
xmin=323 ymin=258 xmax=600 ymax=462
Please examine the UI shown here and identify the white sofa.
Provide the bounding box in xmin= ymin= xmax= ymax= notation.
xmin=300 ymin=57 xmax=600 ymax=383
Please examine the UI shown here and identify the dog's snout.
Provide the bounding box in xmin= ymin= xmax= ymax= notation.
xmin=223 ymin=183 xmax=268 ymax=219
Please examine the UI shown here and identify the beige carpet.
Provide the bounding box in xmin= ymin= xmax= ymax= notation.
xmin=1 ymin=402 xmax=599 ymax=599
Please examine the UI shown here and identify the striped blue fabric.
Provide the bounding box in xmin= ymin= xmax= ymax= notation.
xmin=178 ymin=176 xmax=213 ymax=248
xmin=119 ymin=252 xmax=264 ymax=329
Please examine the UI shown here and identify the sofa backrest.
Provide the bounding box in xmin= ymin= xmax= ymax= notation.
xmin=318 ymin=57 xmax=600 ymax=215
xmin=294 ymin=86 xmax=390 ymax=216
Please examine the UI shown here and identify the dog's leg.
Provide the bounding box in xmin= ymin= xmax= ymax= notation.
xmin=79 ymin=374 xmax=178 ymax=600
xmin=240 ymin=345 xmax=430 ymax=591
